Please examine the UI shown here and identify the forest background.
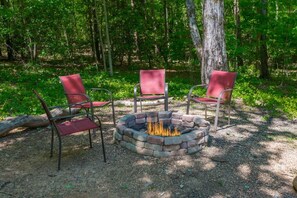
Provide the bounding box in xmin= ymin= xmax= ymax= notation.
xmin=0 ymin=0 xmax=296 ymax=121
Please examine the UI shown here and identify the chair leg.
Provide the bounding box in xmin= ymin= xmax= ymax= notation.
xmin=111 ymin=101 xmax=116 ymax=126
xmin=140 ymin=100 xmax=143 ymax=112
xmin=50 ymin=127 xmax=54 ymax=157
xmin=214 ymin=103 xmax=221 ymax=132
xmin=186 ymin=99 xmax=190 ymax=114
xmin=227 ymin=104 xmax=231 ymax=125
xmin=205 ymin=104 xmax=208 ymax=119
xmin=88 ymin=130 xmax=93 ymax=148
xmin=165 ymin=97 xmax=168 ymax=111
xmin=99 ymin=125 xmax=106 ymax=162
xmin=134 ymin=97 xmax=137 ymax=113
xmin=58 ymin=136 xmax=62 ymax=171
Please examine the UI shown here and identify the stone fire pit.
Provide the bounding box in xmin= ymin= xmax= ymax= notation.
xmin=114 ymin=111 xmax=210 ymax=157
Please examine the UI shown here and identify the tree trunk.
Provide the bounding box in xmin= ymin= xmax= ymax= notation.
xmin=234 ymin=0 xmax=243 ymax=68
xmin=92 ymin=0 xmax=101 ymax=64
xmin=185 ymin=0 xmax=203 ymax=62
xmin=0 ymin=108 xmax=80 ymax=137
xmin=259 ymin=0 xmax=269 ymax=79
xmin=162 ymin=0 xmax=169 ymax=68
xmin=103 ymin=0 xmax=113 ymax=76
xmin=202 ymin=0 xmax=228 ymax=84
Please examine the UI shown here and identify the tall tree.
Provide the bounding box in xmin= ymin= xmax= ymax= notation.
xmin=233 ymin=0 xmax=243 ymax=68
xmin=186 ymin=0 xmax=228 ymax=84
xmin=103 ymin=0 xmax=113 ymax=76
xmin=258 ymin=0 xmax=269 ymax=78
xmin=202 ymin=0 xmax=228 ymax=84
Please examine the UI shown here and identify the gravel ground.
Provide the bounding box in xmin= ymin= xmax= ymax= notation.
xmin=1 ymin=99 xmax=297 ymax=198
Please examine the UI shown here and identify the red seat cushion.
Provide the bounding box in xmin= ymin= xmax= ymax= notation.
xmin=73 ymin=101 xmax=110 ymax=109
xmin=57 ymin=118 xmax=99 ymax=136
xmin=192 ymin=97 xmax=225 ymax=104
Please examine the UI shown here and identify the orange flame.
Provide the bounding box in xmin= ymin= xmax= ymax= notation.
xmin=147 ymin=121 xmax=180 ymax=137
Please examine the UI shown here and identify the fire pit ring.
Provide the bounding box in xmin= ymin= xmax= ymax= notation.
xmin=114 ymin=111 xmax=210 ymax=157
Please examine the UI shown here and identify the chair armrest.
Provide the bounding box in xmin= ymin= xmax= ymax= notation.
xmin=165 ymin=83 xmax=168 ymax=97
xmin=64 ymin=93 xmax=94 ymax=113
xmin=89 ymin=88 xmax=113 ymax=102
xmin=187 ymin=84 xmax=207 ymax=99
xmin=134 ymin=83 xmax=140 ymax=98
xmin=217 ymin=88 xmax=233 ymax=103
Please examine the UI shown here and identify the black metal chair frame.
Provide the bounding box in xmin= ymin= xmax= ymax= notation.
xmin=33 ymin=90 xmax=106 ymax=170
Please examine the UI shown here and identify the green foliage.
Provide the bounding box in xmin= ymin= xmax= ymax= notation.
xmin=0 ymin=65 xmax=296 ymax=120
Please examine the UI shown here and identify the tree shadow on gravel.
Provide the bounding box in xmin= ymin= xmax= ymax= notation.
xmin=0 ymin=102 xmax=297 ymax=197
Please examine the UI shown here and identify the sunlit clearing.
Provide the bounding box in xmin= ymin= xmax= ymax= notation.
xmin=237 ymin=164 xmax=251 ymax=179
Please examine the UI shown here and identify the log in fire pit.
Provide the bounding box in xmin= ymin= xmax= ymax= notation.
xmin=114 ymin=111 xmax=210 ymax=157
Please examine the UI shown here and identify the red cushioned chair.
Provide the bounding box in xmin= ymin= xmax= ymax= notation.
xmin=186 ymin=70 xmax=237 ymax=131
xmin=33 ymin=90 xmax=106 ymax=170
xmin=59 ymin=74 xmax=115 ymax=126
xmin=134 ymin=69 xmax=168 ymax=113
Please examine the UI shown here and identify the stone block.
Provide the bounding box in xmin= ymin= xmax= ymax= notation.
xmin=171 ymin=119 xmax=182 ymax=126
xmin=164 ymin=136 xmax=182 ymax=145
xmin=163 ymin=144 xmax=180 ymax=151
xmin=182 ymin=115 xmax=194 ymax=122
xmin=133 ymin=131 xmax=148 ymax=142
xmin=145 ymin=143 xmax=163 ymax=151
xmin=173 ymin=149 xmax=187 ymax=156
xmin=116 ymin=125 xmax=126 ymax=135
xmin=120 ymin=141 xmax=151 ymax=155
xmin=158 ymin=111 xmax=172 ymax=118
xmin=159 ymin=118 xmax=171 ymax=126
xmin=153 ymin=150 xmax=174 ymax=157
xmin=146 ymin=112 xmax=158 ymax=117
xmin=187 ymin=144 xmax=203 ymax=154
xmin=197 ymin=135 xmax=209 ymax=145
xmin=123 ymin=135 xmax=136 ymax=144
xmin=120 ymin=114 xmax=135 ymax=123
xmin=114 ymin=131 xmax=123 ymax=141
xmin=135 ymin=118 xmax=146 ymax=124
xmin=134 ymin=113 xmax=146 ymax=119
xmin=187 ymin=140 xmax=197 ymax=147
xmin=182 ymin=121 xmax=194 ymax=128
xmin=193 ymin=117 xmax=210 ymax=127
xmin=147 ymin=117 xmax=158 ymax=123
xmin=127 ymin=120 xmax=136 ymax=128
xmin=172 ymin=113 xmax=182 ymax=119
xmin=147 ymin=136 xmax=164 ymax=145
xmin=136 ymin=147 xmax=154 ymax=156
xmin=132 ymin=123 xmax=145 ymax=130
xmin=180 ymin=142 xmax=188 ymax=149
xmin=124 ymin=128 xmax=135 ymax=137
xmin=191 ymin=130 xmax=204 ymax=139
xmin=181 ymin=132 xmax=197 ymax=141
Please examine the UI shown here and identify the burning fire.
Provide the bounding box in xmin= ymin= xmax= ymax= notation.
xmin=147 ymin=121 xmax=180 ymax=137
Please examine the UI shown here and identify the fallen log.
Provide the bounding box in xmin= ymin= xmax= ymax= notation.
xmin=0 ymin=108 xmax=80 ymax=137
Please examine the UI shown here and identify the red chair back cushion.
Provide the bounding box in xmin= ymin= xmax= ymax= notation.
xmin=59 ymin=74 xmax=87 ymax=104
xmin=206 ymin=70 xmax=237 ymax=100
xmin=140 ymin=69 xmax=165 ymax=95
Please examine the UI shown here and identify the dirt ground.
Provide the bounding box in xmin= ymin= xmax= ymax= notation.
xmin=1 ymin=99 xmax=297 ymax=198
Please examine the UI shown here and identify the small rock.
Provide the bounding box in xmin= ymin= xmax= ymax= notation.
xmin=180 ymin=184 xmax=184 ymax=188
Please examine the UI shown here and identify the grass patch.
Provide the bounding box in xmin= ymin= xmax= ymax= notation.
xmin=0 ymin=64 xmax=296 ymax=120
